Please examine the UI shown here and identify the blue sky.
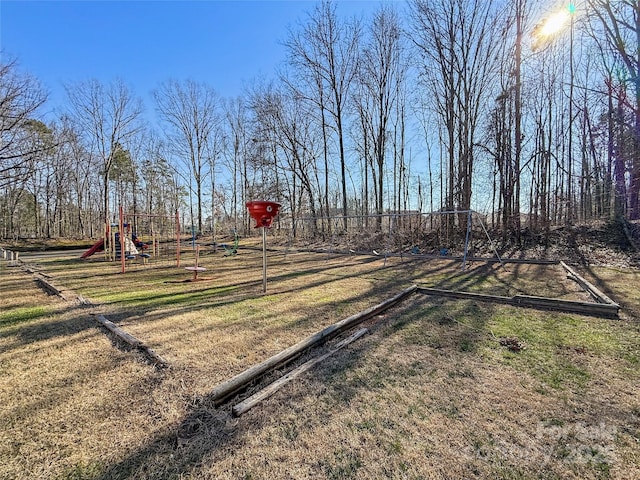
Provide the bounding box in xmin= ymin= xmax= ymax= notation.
xmin=1 ymin=0 xmax=396 ymax=119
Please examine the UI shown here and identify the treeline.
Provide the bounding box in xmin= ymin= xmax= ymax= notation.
xmin=1 ymin=0 xmax=639 ymax=241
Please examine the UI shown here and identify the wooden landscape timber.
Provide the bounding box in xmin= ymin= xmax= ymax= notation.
xmin=226 ymin=261 xmax=619 ymax=416
xmin=232 ymin=327 xmax=369 ymax=417
xmin=33 ymin=276 xmax=68 ymax=300
xmin=416 ymin=287 xmax=620 ymax=318
xmin=15 ymin=260 xmax=168 ymax=367
xmin=94 ymin=315 xmax=169 ymax=368
xmin=27 ymin=267 xmax=90 ymax=305
xmin=560 ymin=261 xmax=620 ymax=306
xmin=210 ymin=285 xmax=418 ymax=406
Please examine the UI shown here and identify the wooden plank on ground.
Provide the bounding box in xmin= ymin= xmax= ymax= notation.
xmin=94 ymin=315 xmax=169 ymax=367
xmin=210 ymin=284 xmax=417 ymax=405
xmin=560 ymin=261 xmax=619 ymax=306
xmin=416 ymin=287 xmax=619 ymax=318
xmin=34 ymin=276 xmax=68 ymax=300
xmin=95 ymin=315 xmax=142 ymax=347
xmin=513 ymin=295 xmax=619 ymax=317
xmin=415 ymin=287 xmax=513 ymax=305
xmin=232 ymin=328 xmax=369 ymax=416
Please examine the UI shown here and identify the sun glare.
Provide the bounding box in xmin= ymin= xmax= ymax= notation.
xmin=539 ymin=9 xmax=571 ymax=37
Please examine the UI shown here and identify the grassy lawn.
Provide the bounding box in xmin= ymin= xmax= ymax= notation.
xmin=1 ymin=245 xmax=639 ymax=479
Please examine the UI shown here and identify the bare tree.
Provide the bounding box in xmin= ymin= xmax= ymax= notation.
xmin=65 ymin=78 xmax=143 ymax=231
xmin=0 ymin=58 xmax=49 ymax=189
xmin=223 ymin=97 xmax=251 ymax=230
xmin=54 ymin=116 xmax=101 ymax=237
xmin=285 ymin=0 xmax=361 ymax=227
xmin=410 ymin=0 xmax=503 ymax=230
xmin=588 ymin=0 xmax=640 ymax=219
xmin=355 ymin=5 xmax=406 ymax=227
xmin=154 ymin=79 xmax=219 ymax=233
xmin=253 ymin=86 xmax=322 ymax=228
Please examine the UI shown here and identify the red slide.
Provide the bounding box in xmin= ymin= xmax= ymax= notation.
xmin=81 ymin=239 xmax=104 ymax=259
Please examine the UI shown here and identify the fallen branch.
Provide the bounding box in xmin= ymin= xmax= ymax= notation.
xmin=210 ymin=284 xmax=417 ymax=405
xmin=232 ymin=328 xmax=369 ymax=416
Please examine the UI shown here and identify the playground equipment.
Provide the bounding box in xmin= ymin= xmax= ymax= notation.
xmin=184 ymin=245 xmax=206 ymax=281
xmin=222 ymin=230 xmax=240 ymax=256
xmin=246 ymin=201 xmax=281 ymax=293
xmin=81 ymin=239 xmax=105 ymax=259
xmin=283 ymin=210 xmax=503 ymax=270
xmin=81 ymin=207 xmax=181 ymax=273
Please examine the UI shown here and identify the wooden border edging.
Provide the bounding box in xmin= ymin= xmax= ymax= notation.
xmin=232 ymin=328 xmax=369 ymax=416
xmin=210 ymin=284 xmax=417 ymax=405
xmin=416 ymin=287 xmax=619 ymax=318
xmin=94 ymin=315 xmax=169 ymax=368
xmin=560 ymin=261 xmax=619 ymax=306
xmin=34 ymin=276 xmax=67 ymax=300
xmin=416 ymin=287 xmax=513 ymax=305
xmin=515 ymin=294 xmax=619 ymax=316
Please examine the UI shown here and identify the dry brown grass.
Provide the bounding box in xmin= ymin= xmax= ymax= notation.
xmin=1 ymin=246 xmax=639 ymax=479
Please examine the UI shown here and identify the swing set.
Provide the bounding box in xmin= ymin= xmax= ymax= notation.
xmin=107 ymin=206 xmax=182 ymax=274
xmin=281 ymin=210 xmax=502 ymax=270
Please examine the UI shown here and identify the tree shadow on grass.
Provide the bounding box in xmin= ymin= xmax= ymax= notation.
xmin=14 ymin=250 xmax=630 ymax=478
xmin=89 ymin=253 xmax=640 ymax=480
xmin=92 ymin=406 xmax=239 ymax=479
xmin=1 ymin=305 xmax=97 ymax=354
xmin=90 ymin=287 xmax=504 ymax=479
xmin=72 ymin=262 xmax=634 ymax=479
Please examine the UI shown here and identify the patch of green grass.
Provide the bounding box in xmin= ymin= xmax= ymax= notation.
xmin=486 ymin=308 xmax=627 ymax=390
xmin=500 ymin=340 xmax=591 ymax=391
xmin=489 ymin=466 xmax=531 ymax=480
xmin=438 ymin=400 xmax=461 ymax=419
xmin=590 ymin=460 xmax=612 ymax=479
xmin=624 ymin=352 xmax=639 ymax=366
xmin=352 ymin=419 xmax=376 ymax=432
xmin=87 ymin=284 xmax=240 ymax=309
xmin=0 ymin=306 xmax=49 ymax=328
xmin=469 ymin=431 xmax=496 ymax=459
xmin=386 ymin=437 xmax=403 ymax=455
xmin=394 ymin=360 xmax=425 ymax=378
xmin=543 ymin=417 xmax=565 ymax=428
xmin=459 ymin=336 xmax=475 ymax=352
xmin=447 ymin=366 xmax=475 ymax=378
xmin=279 ymin=421 xmax=299 ymax=442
